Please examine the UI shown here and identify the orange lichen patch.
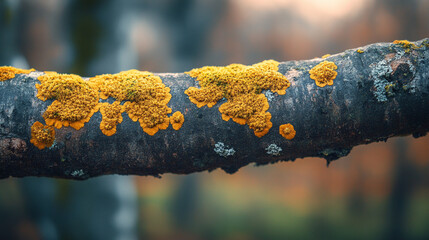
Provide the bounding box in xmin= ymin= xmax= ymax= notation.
xmin=91 ymin=70 xmax=172 ymax=135
xmin=322 ymin=54 xmax=331 ymax=59
xmin=30 ymin=121 xmax=55 ymax=150
xmin=91 ymin=70 xmax=170 ymax=102
xmin=185 ymin=85 xmax=223 ymax=108
xmin=0 ymin=66 xmax=34 ymax=81
xmin=185 ymin=60 xmax=289 ymax=137
xmin=249 ymin=112 xmax=272 ymax=138
xmin=170 ymin=111 xmax=185 ymax=130
xmin=124 ymin=101 xmax=171 ymax=135
xmin=36 ymin=72 xmax=100 ymax=130
xmin=44 ymin=71 xmax=58 ymax=74
xmin=309 ymin=61 xmax=338 ymax=87
xmin=219 ymin=94 xmax=269 ymax=125
xmin=357 ymin=49 xmax=364 ymax=53
xmin=99 ymin=101 xmax=125 ymax=136
xmin=393 ymin=40 xmax=418 ymax=50
xmin=279 ymin=123 xmax=296 ymax=140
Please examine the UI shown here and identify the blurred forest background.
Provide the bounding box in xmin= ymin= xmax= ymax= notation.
xmin=1 ymin=0 xmax=429 ymax=239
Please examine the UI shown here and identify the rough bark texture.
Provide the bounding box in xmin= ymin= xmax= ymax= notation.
xmin=1 ymin=39 xmax=429 ymax=179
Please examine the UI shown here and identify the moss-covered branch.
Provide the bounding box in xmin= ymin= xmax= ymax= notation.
xmin=1 ymin=39 xmax=428 ymax=179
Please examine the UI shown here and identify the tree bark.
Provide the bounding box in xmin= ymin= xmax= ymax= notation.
xmin=1 ymin=39 xmax=429 ymax=179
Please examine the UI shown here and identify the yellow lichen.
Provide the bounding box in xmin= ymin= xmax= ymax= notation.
xmin=36 ymin=72 xmax=100 ymax=130
xmin=421 ymin=39 xmax=429 ymax=48
xmin=0 ymin=66 xmax=34 ymax=81
xmin=357 ymin=49 xmax=364 ymax=53
xmin=279 ymin=123 xmax=296 ymax=140
xmin=309 ymin=61 xmax=338 ymax=87
xmin=99 ymin=101 xmax=125 ymax=136
xmin=185 ymin=60 xmax=289 ymax=137
xmin=249 ymin=112 xmax=272 ymax=137
xmin=393 ymin=40 xmax=418 ymax=49
xmin=30 ymin=121 xmax=55 ymax=150
xmin=170 ymin=111 xmax=185 ymax=130
xmin=91 ymin=70 xmax=172 ymax=136
xmin=322 ymin=54 xmax=331 ymax=59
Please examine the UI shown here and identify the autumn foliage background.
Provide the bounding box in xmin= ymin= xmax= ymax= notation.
xmin=1 ymin=0 xmax=429 ymax=239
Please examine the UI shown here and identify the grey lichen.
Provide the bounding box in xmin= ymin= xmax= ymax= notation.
xmin=48 ymin=140 xmax=57 ymax=150
xmin=28 ymin=71 xmax=45 ymax=78
xmin=265 ymin=143 xmax=282 ymax=156
xmin=369 ymin=49 xmax=417 ymax=102
xmin=264 ymin=90 xmax=275 ymax=102
xmin=214 ymin=142 xmax=235 ymax=158
xmin=371 ymin=58 xmax=392 ymax=102
xmin=70 ymin=169 xmax=84 ymax=177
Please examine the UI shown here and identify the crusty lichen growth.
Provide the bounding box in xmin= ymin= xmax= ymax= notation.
xmin=30 ymin=121 xmax=55 ymax=150
xmin=214 ymin=142 xmax=235 ymax=157
xmin=99 ymin=101 xmax=125 ymax=136
xmin=393 ymin=40 xmax=418 ymax=52
xmin=357 ymin=49 xmax=364 ymax=53
xmin=170 ymin=111 xmax=184 ymax=130
xmin=309 ymin=61 xmax=338 ymax=87
xmin=279 ymin=123 xmax=296 ymax=140
xmin=266 ymin=143 xmax=282 ymax=156
xmin=36 ymin=72 xmax=100 ymax=130
xmin=0 ymin=66 xmax=35 ymax=81
xmin=322 ymin=54 xmax=331 ymax=59
xmin=421 ymin=39 xmax=429 ymax=48
xmin=91 ymin=70 xmax=172 ymax=136
xmin=184 ymin=60 xmax=290 ymax=137
xmin=35 ymin=69 xmax=174 ymax=137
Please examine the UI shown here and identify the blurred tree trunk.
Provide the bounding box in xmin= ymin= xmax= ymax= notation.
xmin=5 ymin=2 xmax=139 ymax=240
xmin=1 ymin=39 xmax=429 ymax=179
xmin=384 ymin=138 xmax=415 ymax=240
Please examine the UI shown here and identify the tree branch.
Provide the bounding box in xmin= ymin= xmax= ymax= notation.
xmin=1 ymin=39 xmax=429 ymax=179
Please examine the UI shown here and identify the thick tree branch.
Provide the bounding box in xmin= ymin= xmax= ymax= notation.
xmin=1 ymin=39 xmax=429 ymax=179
